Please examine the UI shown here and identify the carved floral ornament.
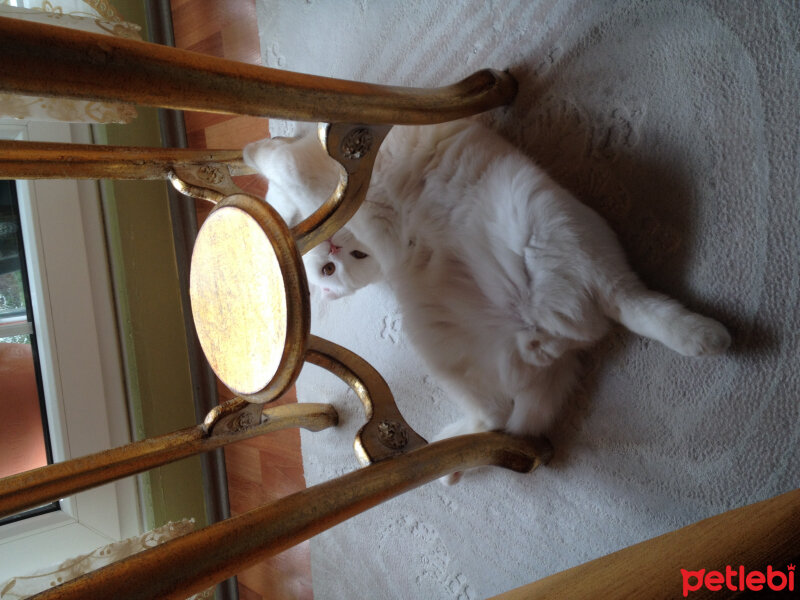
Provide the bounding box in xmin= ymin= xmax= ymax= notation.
xmin=0 ymin=0 xmax=140 ymax=124
xmin=378 ymin=420 xmax=410 ymax=450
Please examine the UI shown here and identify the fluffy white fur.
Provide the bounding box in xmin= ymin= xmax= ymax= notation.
xmin=245 ymin=119 xmax=731 ymax=462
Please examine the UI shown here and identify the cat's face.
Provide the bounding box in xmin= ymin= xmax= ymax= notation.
xmin=303 ymin=228 xmax=381 ymax=299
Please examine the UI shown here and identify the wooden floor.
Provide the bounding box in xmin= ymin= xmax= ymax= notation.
xmin=168 ymin=2 xmax=313 ymax=599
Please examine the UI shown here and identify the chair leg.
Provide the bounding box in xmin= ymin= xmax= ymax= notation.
xmin=0 ymin=401 xmax=337 ymax=519
xmin=0 ymin=16 xmax=517 ymax=125
xmin=0 ymin=139 xmax=252 ymax=200
xmin=0 ymin=137 xmax=247 ymax=176
xmin=31 ymin=432 xmax=552 ymax=600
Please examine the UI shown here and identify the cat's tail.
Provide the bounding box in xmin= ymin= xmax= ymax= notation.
xmin=602 ymin=277 xmax=731 ymax=356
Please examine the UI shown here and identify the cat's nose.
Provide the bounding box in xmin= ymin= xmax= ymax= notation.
xmin=328 ymin=240 xmax=342 ymax=255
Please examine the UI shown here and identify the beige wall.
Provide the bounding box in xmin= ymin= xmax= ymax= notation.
xmin=96 ymin=0 xmax=207 ymax=531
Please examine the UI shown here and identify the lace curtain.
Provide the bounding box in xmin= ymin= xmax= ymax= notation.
xmin=0 ymin=0 xmax=140 ymax=123
xmin=0 ymin=519 xmax=213 ymax=599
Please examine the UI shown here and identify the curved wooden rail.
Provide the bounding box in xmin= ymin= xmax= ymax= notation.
xmin=306 ymin=334 xmax=428 ymax=464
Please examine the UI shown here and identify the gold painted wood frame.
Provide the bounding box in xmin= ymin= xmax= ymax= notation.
xmin=0 ymin=16 xmax=516 ymax=125
xmin=0 ymin=14 xmax=556 ymax=600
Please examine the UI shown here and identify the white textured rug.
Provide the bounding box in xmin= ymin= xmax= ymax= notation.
xmin=256 ymin=1 xmax=800 ymax=598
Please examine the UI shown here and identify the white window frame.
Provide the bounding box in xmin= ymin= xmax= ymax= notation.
xmin=0 ymin=119 xmax=141 ymax=580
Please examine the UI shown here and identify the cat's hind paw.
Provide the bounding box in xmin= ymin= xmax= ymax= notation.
xmin=433 ymin=418 xmax=493 ymax=486
xmin=439 ymin=471 xmax=463 ymax=486
xmin=671 ymin=314 xmax=731 ymax=356
xmin=433 ymin=417 xmax=491 ymax=441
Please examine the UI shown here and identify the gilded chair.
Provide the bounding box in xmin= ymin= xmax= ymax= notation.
xmin=0 ymin=15 xmax=551 ymax=599
xmin=1 ymin=15 xmax=797 ymax=600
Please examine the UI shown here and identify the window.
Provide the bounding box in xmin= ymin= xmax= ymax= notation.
xmin=0 ymin=120 xmax=141 ymax=580
xmin=0 ymin=178 xmax=58 ymax=525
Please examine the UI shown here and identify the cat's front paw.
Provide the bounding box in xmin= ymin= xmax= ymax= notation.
xmin=671 ymin=314 xmax=731 ymax=356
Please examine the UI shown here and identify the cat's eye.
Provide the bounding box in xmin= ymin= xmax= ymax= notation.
xmin=350 ymin=250 xmax=368 ymax=259
xmin=322 ymin=262 xmax=335 ymax=276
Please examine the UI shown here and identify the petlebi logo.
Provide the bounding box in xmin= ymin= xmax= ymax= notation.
xmin=681 ymin=564 xmax=795 ymax=596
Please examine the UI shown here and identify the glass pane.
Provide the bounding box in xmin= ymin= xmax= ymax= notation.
xmin=0 ymin=212 xmax=25 ymax=322
xmin=0 ymin=333 xmax=48 ymax=478
xmin=0 ymin=181 xmax=59 ymax=525
xmin=0 ymin=180 xmax=52 ymax=485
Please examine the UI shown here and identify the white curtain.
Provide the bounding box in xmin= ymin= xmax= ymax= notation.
xmin=0 ymin=519 xmax=213 ymax=599
xmin=0 ymin=1 xmax=141 ymax=123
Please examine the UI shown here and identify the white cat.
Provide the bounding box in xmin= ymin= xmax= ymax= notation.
xmin=245 ymin=119 xmax=731 ymax=452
